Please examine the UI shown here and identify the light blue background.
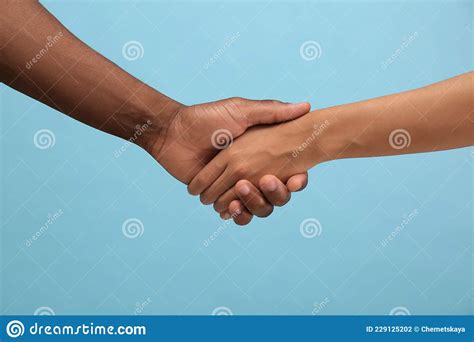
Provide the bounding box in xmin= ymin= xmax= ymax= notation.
xmin=1 ymin=0 xmax=472 ymax=315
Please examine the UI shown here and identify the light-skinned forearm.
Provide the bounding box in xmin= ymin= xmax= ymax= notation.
xmin=0 ymin=1 xmax=181 ymax=149
xmin=310 ymin=72 xmax=473 ymax=165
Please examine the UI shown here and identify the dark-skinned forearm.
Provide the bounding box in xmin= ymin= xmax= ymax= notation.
xmin=0 ymin=0 xmax=182 ymax=148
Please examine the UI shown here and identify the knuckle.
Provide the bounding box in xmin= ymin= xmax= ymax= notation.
xmin=214 ymin=159 xmax=226 ymax=171
xmin=235 ymin=179 xmax=249 ymax=189
xmin=233 ymin=163 xmax=249 ymax=178
xmin=259 ymin=175 xmax=274 ymax=188
xmin=200 ymin=193 xmax=211 ymax=205
xmin=226 ymin=149 xmax=237 ymax=160
xmin=228 ymin=96 xmax=245 ymax=106
xmin=261 ymin=99 xmax=282 ymax=106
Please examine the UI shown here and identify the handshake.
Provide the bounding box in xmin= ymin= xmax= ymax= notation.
xmin=134 ymin=67 xmax=472 ymax=226
xmin=2 ymin=0 xmax=471 ymax=227
xmin=138 ymin=97 xmax=314 ymax=225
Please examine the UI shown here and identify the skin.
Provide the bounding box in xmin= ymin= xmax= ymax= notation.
xmin=0 ymin=0 xmax=309 ymax=222
xmin=220 ymin=175 xmax=309 ymax=225
xmin=189 ymin=72 xmax=474 ymax=213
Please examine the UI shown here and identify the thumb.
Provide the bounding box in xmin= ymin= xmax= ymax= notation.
xmin=244 ymin=100 xmax=311 ymax=127
xmin=286 ymin=172 xmax=309 ymax=192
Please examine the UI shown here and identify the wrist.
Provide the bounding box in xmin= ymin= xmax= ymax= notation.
xmin=316 ymin=100 xmax=373 ymax=163
xmin=314 ymin=107 xmax=347 ymax=163
xmin=119 ymin=86 xmax=184 ymax=155
xmin=290 ymin=109 xmax=340 ymax=167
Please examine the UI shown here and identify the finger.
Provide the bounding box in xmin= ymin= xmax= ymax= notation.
xmin=244 ymin=101 xmax=311 ymax=127
xmin=214 ymin=188 xmax=237 ymax=213
xmin=200 ymin=168 xmax=236 ymax=205
xmin=229 ymin=200 xmax=253 ymax=226
xmin=188 ymin=153 xmax=227 ymax=196
xmin=216 ymin=173 xmax=308 ymax=214
xmin=286 ymin=172 xmax=309 ymax=192
xmin=235 ymin=180 xmax=273 ymax=217
xmin=258 ymin=175 xmax=291 ymax=207
xmin=219 ymin=210 xmax=232 ymax=220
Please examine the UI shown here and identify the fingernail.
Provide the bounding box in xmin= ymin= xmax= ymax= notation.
xmin=223 ymin=213 xmax=230 ymax=220
xmin=239 ymin=185 xmax=250 ymax=196
xmin=235 ymin=208 xmax=242 ymax=215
